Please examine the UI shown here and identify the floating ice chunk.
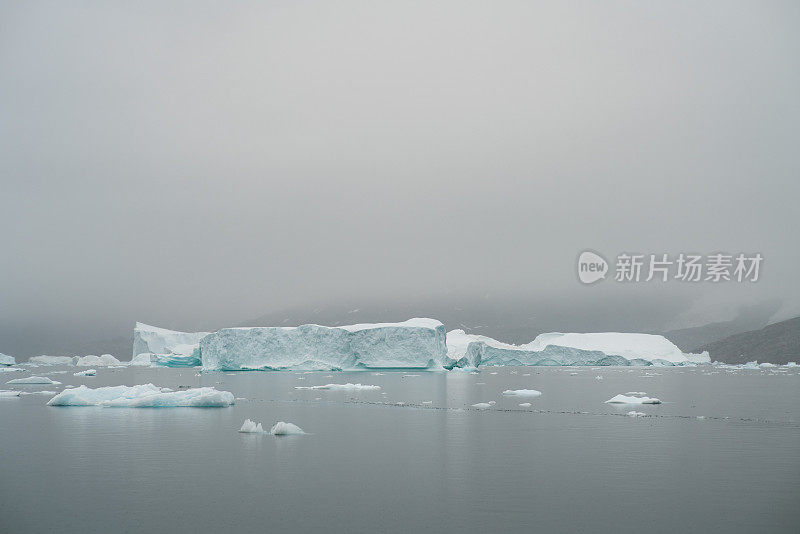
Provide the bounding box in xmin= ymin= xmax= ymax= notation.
xmin=0 ymin=367 xmax=24 ymax=373
xmin=270 ymin=421 xmax=305 ymax=435
xmin=502 ymin=389 xmax=542 ymax=397
xmin=606 ymin=394 xmax=661 ymax=404
xmin=0 ymin=390 xmax=22 ymax=397
xmin=626 ymin=411 xmax=647 ymax=417
xmin=471 ymin=401 xmax=496 ymax=409
xmin=76 ymin=354 xmax=122 ymax=367
xmin=785 ymin=362 xmax=797 ymax=368
xmin=758 ymin=362 xmax=777 ymax=368
xmin=6 ymin=376 xmax=61 ymax=385
xmin=239 ymin=419 xmax=265 ymax=433
xmin=46 ymin=384 xmax=234 ymax=407
xmin=518 ymin=402 xmax=532 ymax=408
xmin=74 ymin=369 xmax=97 ymax=377
xmin=201 ymin=318 xmax=447 ymax=371
xmin=28 ymin=356 xmax=75 ymax=366
xmin=595 ymin=375 xmax=603 ymax=380
xmin=294 ymin=383 xmax=381 ymax=391
xmin=20 ymin=390 xmax=57 ymax=395
xmin=0 ymin=353 xmax=16 ymax=366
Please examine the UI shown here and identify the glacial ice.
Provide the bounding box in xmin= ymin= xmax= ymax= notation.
xmin=76 ymin=354 xmax=122 ymax=367
xmin=28 ymin=356 xmax=76 ymax=366
xmin=132 ymin=323 xmax=208 ymax=366
xmin=239 ymin=419 xmax=264 ymax=433
xmin=606 ymin=394 xmax=661 ymax=404
xmin=6 ymin=376 xmax=61 ymax=385
xmin=74 ymin=369 xmax=97 ymax=376
xmin=0 ymin=353 xmax=15 ymax=366
xmin=200 ymin=318 xmax=447 ymax=371
xmin=46 ymin=384 xmax=235 ymax=407
xmin=446 ymin=329 xmax=709 ymax=367
xmin=502 ymin=389 xmax=542 ymax=397
xmin=270 ymin=421 xmax=305 ymax=435
xmin=295 ymin=383 xmax=381 ymax=391
xmin=0 ymin=390 xmax=22 ymax=397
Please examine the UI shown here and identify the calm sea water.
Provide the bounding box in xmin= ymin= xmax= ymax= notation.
xmin=1 ymin=365 xmax=798 ymax=533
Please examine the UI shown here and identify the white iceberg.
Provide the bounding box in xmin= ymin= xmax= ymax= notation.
xmin=626 ymin=411 xmax=647 ymax=417
xmin=270 ymin=421 xmax=305 ymax=435
xmin=28 ymin=355 xmax=76 ymax=366
xmin=76 ymin=354 xmax=122 ymax=367
xmin=518 ymin=402 xmax=532 ymax=407
xmin=295 ymin=383 xmax=381 ymax=391
xmin=132 ymin=323 xmax=208 ymax=367
xmin=605 ymin=394 xmax=661 ymax=404
xmin=471 ymin=401 xmax=496 ymax=409
xmin=0 ymin=353 xmax=16 ymax=366
xmin=6 ymin=376 xmax=61 ymax=385
xmin=0 ymin=390 xmax=22 ymax=397
xmin=46 ymin=384 xmax=235 ymax=407
xmin=446 ymin=329 xmax=709 ymax=368
xmin=502 ymin=389 xmax=542 ymax=397
xmin=74 ymin=369 xmax=97 ymax=376
xmin=201 ymin=318 xmax=447 ymax=371
xmin=239 ymin=418 xmax=264 ymax=433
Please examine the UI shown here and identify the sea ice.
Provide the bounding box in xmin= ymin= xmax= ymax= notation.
xmin=518 ymin=402 xmax=532 ymax=407
xmin=76 ymin=354 xmax=122 ymax=367
xmin=46 ymin=384 xmax=235 ymax=407
xmin=270 ymin=421 xmax=305 ymax=435
xmin=606 ymin=394 xmax=661 ymax=404
xmin=0 ymin=353 xmax=16 ymax=366
xmin=28 ymin=356 xmax=76 ymax=366
xmin=626 ymin=411 xmax=647 ymax=417
xmin=471 ymin=401 xmax=496 ymax=409
xmin=6 ymin=376 xmax=61 ymax=385
xmin=502 ymin=389 xmax=542 ymax=397
xmin=294 ymin=383 xmax=381 ymax=391
xmin=200 ymin=318 xmax=447 ymax=371
xmin=74 ymin=369 xmax=97 ymax=376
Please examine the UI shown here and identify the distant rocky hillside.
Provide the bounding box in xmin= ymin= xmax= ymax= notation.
xmin=695 ymin=316 xmax=800 ymax=364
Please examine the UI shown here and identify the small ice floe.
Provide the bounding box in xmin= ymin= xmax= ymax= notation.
xmin=372 ymin=372 xmax=385 ymax=376
xmin=395 ymin=402 xmax=405 ymax=406
xmin=20 ymin=390 xmax=57 ymax=396
xmin=421 ymin=401 xmax=433 ymax=404
xmin=489 ymin=372 xmax=498 ymax=375
xmin=502 ymin=389 xmax=542 ymax=397
xmin=0 ymin=390 xmax=22 ymax=397
xmin=606 ymin=394 xmax=661 ymax=404
xmin=6 ymin=376 xmax=61 ymax=385
xmin=569 ymin=372 xmax=578 ymax=376
xmin=0 ymin=367 xmax=25 ymax=373
xmin=469 ymin=371 xmax=479 ymax=375
xmin=471 ymin=401 xmax=496 ymax=409
xmin=270 ymin=421 xmax=305 ymax=435
xmin=46 ymin=384 xmax=235 ymax=407
xmin=595 ymin=375 xmax=603 ymax=380
xmin=522 ymin=373 xmax=531 ymax=376
xmin=294 ymin=383 xmax=381 ymax=391
xmin=239 ymin=419 xmax=264 ymax=433
xmin=518 ymin=402 xmax=532 ymax=408
xmin=402 ymin=374 xmax=420 ymax=378
xmin=74 ymin=369 xmax=97 ymax=377
xmin=696 ymin=416 xmax=706 ymax=420
xmin=626 ymin=411 xmax=647 ymax=417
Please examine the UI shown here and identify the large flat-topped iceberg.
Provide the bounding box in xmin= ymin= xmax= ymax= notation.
xmin=132 ymin=322 xmax=209 ymax=367
xmin=447 ymin=330 xmax=709 ymax=367
xmin=201 ymin=318 xmax=447 ymax=370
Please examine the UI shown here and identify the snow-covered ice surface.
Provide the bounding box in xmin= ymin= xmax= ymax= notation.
xmin=200 ymin=318 xmax=447 ymax=371
xmin=46 ymin=384 xmax=235 ymax=407
xmin=27 ymin=356 xmax=75 ymax=366
xmin=294 ymin=383 xmax=381 ymax=391
xmin=606 ymin=394 xmax=662 ymax=404
xmin=75 ymin=354 xmax=121 ymax=367
xmin=6 ymin=376 xmax=61 ymax=385
xmin=0 ymin=353 xmax=16 ymax=366
xmin=446 ymin=329 xmax=709 ymax=367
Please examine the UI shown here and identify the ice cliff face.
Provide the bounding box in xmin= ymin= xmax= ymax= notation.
xmin=132 ymin=323 xmax=208 ymax=366
xmin=200 ymin=318 xmax=448 ymax=370
xmin=447 ymin=330 xmax=710 ymax=367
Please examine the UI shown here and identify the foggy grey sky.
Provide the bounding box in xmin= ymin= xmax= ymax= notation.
xmin=1 ymin=1 xmax=799 ymax=344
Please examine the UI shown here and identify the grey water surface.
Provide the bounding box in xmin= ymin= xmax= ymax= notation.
xmin=1 ymin=366 xmax=798 ymax=533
